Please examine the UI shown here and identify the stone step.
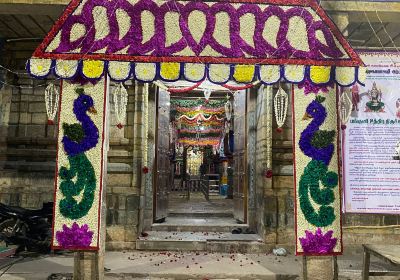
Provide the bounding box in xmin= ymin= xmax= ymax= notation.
xmin=136 ymin=231 xmax=269 ymax=253
xmin=150 ymin=217 xmax=247 ymax=232
xmin=168 ymin=211 xmax=234 ymax=218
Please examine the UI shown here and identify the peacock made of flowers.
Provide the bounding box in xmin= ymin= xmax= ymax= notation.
xmin=298 ymin=95 xmax=338 ymax=254
xmin=56 ymin=88 xmax=98 ymax=248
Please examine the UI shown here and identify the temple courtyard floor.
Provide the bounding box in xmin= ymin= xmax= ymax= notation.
xmin=0 ymin=248 xmax=399 ymax=280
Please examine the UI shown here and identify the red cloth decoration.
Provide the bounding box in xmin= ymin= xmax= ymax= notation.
xmin=168 ymin=80 xmax=204 ymax=93
xmin=48 ymin=119 xmax=55 ymax=125
xmin=117 ymin=123 xmax=123 ymax=129
xmin=221 ymin=83 xmax=254 ymax=90
xmin=142 ymin=166 xmax=149 ymax=174
xmin=276 ymin=127 xmax=283 ymax=133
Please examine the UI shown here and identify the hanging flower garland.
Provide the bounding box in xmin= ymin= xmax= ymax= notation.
xmin=179 ymin=137 xmax=220 ymax=146
xmin=265 ymin=86 xmax=273 ymax=178
xmin=113 ymin=83 xmax=128 ymax=129
xmin=339 ymin=87 xmax=352 ymax=130
xmin=177 ymin=114 xmax=224 ymax=123
xmin=171 ymin=99 xmax=225 ymax=108
xmin=45 ymin=83 xmax=60 ymax=125
xmin=273 ymin=85 xmax=289 ymax=133
xmin=225 ymin=99 xmax=232 ymax=121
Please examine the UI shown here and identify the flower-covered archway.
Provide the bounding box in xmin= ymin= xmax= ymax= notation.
xmin=27 ymin=0 xmax=365 ymax=255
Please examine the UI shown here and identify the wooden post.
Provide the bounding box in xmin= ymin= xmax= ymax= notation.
xmin=361 ymin=249 xmax=370 ymax=280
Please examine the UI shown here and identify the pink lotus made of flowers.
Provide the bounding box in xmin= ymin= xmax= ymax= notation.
xmin=299 ymin=228 xmax=337 ymax=254
xmin=56 ymin=222 xmax=94 ymax=249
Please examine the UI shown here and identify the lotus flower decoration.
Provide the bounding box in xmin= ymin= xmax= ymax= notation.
xmin=299 ymin=228 xmax=337 ymax=254
xmin=56 ymin=222 xmax=94 ymax=248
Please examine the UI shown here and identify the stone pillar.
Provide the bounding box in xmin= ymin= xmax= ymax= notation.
xmin=72 ymin=77 xmax=110 ymax=280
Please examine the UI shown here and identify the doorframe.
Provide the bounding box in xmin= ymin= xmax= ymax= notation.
xmin=141 ymin=84 xmax=261 ymax=232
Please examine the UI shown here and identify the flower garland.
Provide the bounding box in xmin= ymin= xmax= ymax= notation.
xmin=265 ymin=85 xmax=273 ymax=177
xmin=171 ymin=99 xmax=225 ymax=108
xmin=113 ymin=83 xmax=128 ymax=129
xmin=339 ymin=87 xmax=352 ymax=130
xmin=293 ymin=85 xmax=341 ymax=255
xmin=44 ymin=83 xmax=60 ymax=125
xmin=179 ymin=137 xmax=220 ymax=146
xmin=273 ymin=85 xmax=288 ymax=133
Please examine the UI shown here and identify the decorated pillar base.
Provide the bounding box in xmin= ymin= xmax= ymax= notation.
xmin=74 ymin=252 xmax=104 ymax=280
xmin=302 ymin=256 xmax=338 ymax=280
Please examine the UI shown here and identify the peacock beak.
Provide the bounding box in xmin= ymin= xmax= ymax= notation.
xmin=88 ymin=107 xmax=97 ymax=114
xmin=302 ymin=113 xmax=312 ymax=120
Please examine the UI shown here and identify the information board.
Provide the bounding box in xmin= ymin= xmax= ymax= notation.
xmin=343 ymin=51 xmax=400 ymax=214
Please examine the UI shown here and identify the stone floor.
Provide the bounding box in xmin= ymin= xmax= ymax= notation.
xmin=1 ymin=249 xmax=400 ymax=280
xmin=168 ymin=192 xmax=234 ymax=217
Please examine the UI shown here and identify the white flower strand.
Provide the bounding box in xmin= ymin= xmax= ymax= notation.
xmin=273 ymin=85 xmax=289 ymax=129
xmin=44 ymin=83 xmax=60 ymax=122
xmin=265 ymin=85 xmax=273 ymax=170
xmin=225 ymin=99 xmax=232 ymax=121
xmin=339 ymin=88 xmax=352 ymax=127
xmin=113 ymin=83 xmax=128 ymax=126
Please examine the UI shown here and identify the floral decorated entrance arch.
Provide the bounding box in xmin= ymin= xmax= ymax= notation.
xmin=27 ymin=0 xmax=365 ymax=254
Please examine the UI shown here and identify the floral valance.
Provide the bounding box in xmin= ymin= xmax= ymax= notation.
xmin=27 ymin=59 xmax=366 ymax=87
xmin=28 ymin=0 xmax=364 ymax=87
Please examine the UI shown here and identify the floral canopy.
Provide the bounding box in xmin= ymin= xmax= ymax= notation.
xmin=27 ymin=0 xmax=365 ymax=86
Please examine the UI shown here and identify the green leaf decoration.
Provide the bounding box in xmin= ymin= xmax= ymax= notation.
xmin=316 ymin=95 xmax=326 ymax=104
xmin=62 ymin=123 xmax=85 ymax=143
xmin=75 ymin=88 xmax=84 ymax=95
xmin=311 ymin=130 xmax=336 ymax=149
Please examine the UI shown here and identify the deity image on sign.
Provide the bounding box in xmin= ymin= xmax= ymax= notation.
xmin=351 ymin=84 xmax=360 ymax=111
xmin=393 ymin=140 xmax=400 ymax=161
xmin=365 ymin=82 xmax=385 ymax=113
xmin=396 ymin=98 xmax=400 ymax=119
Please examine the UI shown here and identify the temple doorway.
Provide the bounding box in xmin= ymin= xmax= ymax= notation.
xmin=152 ymin=81 xmax=249 ymax=233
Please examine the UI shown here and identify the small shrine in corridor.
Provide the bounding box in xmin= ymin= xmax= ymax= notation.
xmin=26 ymin=0 xmax=365 ymax=255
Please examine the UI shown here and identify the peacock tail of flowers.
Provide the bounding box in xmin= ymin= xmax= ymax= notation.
xmin=56 ymin=222 xmax=94 ymax=248
xmin=59 ymin=153 xmax=96 ymax=220
xmin=299 ymin=160 xmax=338 ymax=227
xmin=299 ymin=228 xmax=337 ymax=254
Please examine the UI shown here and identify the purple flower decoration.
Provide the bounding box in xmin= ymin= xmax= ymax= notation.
xmin=298 ymin=80 xmax=333 ymax=95
xmin=56 ymin=222 xmax=94 ymax=249
xmin=299 ymin=228 xmax=337 ymax=254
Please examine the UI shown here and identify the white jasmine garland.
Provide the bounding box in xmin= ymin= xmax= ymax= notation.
xmin=113 ymin=83 xmax=128 ymax=127
xmin=273 ymin=85 xmax=288 ymax=130
xmin=45 ymin=83 xmax=60 ymax=123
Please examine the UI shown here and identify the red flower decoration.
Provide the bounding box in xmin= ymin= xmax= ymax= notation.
xmin=142 ymin=166 xmax=149 ymax=174
xmin=117 ymin=123 xmax=123 ymax=129
xmin=47 ymin=119 xmax=54 ymax=125
xmin=265 ymin=169 xmax=273 ymax=178
xmin=276 ymin=127 xmax=283 ymax=133
xmin=341 ymin=124 xmax=347 ymax=130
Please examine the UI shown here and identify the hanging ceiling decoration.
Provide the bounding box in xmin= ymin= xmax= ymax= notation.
xmin=27 ymin=0 xmax=365 ymax=86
